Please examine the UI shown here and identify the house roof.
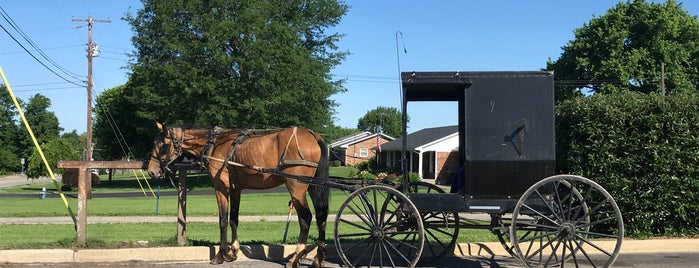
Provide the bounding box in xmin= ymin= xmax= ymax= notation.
xmin=379 ymin=125 xmax=458 ymax=151
xmin=329 ymin=131 xmax=394 ymax=148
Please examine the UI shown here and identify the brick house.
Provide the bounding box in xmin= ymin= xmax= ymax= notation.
xmin=377 ymin=125 xmax=459 ymax=183
xmin=329 ymin=132 xmax=394 ymax=166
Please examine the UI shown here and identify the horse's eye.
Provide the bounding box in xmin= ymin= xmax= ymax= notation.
xmin=158 ymin=144 xmax=171 ymax=156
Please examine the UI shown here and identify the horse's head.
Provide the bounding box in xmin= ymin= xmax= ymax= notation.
xmin=147 ymin=121 xmax=183 ymax=179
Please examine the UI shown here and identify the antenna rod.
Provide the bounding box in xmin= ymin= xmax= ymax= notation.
xmin=396 ymin=31 xmax=409 ymax=192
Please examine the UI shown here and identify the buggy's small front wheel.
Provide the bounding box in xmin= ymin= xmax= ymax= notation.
xmin=334 ymin=185 xmax=425 ymax=268
xmin=511 ymin=175 xmax=623 ymax=268
xmin=398 ymin=181 xmax=459 ymax=263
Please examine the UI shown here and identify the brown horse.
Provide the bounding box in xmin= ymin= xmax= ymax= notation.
xmin=147 ymin=122 xmax=329 ymax=267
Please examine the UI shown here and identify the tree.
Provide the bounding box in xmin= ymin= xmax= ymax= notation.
xmin=0 ymin=86 xmax=21 ymax=174
xmin=26 ymin=138 xmax=81 ymax=179
xmin=93 ymin=85 xmax=139 ymax=160
xmin=548 ymin=0 xmax=699 ymax=102
xmin=357 ymin=106 xmax=405 ymax=138
xmin=17 ymin=94 xmax=62 ymax=163
xmin=103 ymin=0 xmax=348 ymax=159
xmin=60 ymin=130 xmax=85 ymax=159
xmin=319 ymin=124 xmax=359 ymax=144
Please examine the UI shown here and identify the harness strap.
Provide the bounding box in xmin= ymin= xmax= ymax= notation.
xmin=282 ymin=159 xmax=318 ymax=168
xmin=225 ymin=130 xmax=252 ymax=189
xmin=279 ymin=127 xmax=315 ymax=168
xmin=199 ymin=126 xmax=224 ymax=169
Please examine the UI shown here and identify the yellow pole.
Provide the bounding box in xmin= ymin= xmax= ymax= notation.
xmin=139 ymin=169 xmax=156 ymax=197
xmin=0 ymin=66 xmax=77 ymax=226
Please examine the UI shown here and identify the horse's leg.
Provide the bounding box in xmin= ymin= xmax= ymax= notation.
xmin=286 ymin=186 xmax=313 ymax=268
xmin=225 ymin=188 xmax=242 ymax=261
xmin=210 ymin=171 xmax=231 ymax=264
xmin=308 ymin=185 xmax=329 ymax=268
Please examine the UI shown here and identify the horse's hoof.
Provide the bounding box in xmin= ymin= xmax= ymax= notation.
xmin=210 ymin=257 xmax=224 ymax=265
xmin=223 ymin=253 xmax=237 ymax=262
xmin=224 ymin=246 xmax=238 ymax=262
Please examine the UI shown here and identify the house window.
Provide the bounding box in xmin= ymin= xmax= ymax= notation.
xmin=359 ymin=148 xmax=369 ymax=157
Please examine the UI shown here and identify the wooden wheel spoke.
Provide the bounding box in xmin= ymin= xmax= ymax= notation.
xmin=337 ymin=218 xmax=371 ymax=234
xmin=346 ymin=199 xmax=375 ymax=227
xmin=576 ymin=234 xmax=613 ymax=256
xmin=571 ymin=236 xmax=604 ymax=268
xmin=533 ymin=188 xmax=565 ymax=223
xmin=522 ymin=203 xmax=560 ymax=226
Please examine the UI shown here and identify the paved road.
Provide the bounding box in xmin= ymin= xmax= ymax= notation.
xmin=0 ymin=174 xmax=51 ymax=188
xmin=1 ymin=252 xmax=698 ymax=268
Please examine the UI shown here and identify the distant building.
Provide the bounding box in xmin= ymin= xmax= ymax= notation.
xmin=329 ymin=132 xmax=394 ymax=166
xmin=378 ymin=125 xmax=459 ymax=183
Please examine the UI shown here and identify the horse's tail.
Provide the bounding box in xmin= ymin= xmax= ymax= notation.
xmin=310 ymin=136 xmax=330 ymax=209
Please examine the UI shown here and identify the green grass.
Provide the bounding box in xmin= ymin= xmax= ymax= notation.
xmin=0 ymin=222 xmax=497 ymax=249
xmin=0 ymin=191 xmax=352 ymax=217
xmin=0 ymin=167 xmax=500 ymax=249
xmin=0 ymin=166 xmax=359 ymax=194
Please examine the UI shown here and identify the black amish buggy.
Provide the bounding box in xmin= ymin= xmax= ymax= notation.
xmin=330 ymin=71 xmax=623 ymax=268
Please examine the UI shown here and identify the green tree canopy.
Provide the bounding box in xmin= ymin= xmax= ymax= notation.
xmin=319 ymin=124 xmax=359 ymax=144
xmin=98 ymin=0 xmax=348 ymax=159
xmin=548 ymin=0 xmax=699 ymax=101
xmin=17 ymin=94 xmax=62 ymax=160
xmin=0 ymin=86 xmax=21 ymax=174
xmin=26 ymin=138 xmax=81 ymax=179
xmin=357 ymin=106 xmax=405 ymax=138
xmin=60 ymin=130 xmax=85 ymax=160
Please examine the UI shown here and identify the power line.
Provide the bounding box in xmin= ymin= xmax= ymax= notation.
xmin=0 ymin=6 xmax=85 ymax=82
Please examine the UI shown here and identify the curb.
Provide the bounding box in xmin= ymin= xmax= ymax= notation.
xmin=1 ymin=239 xmax=698 ymax=264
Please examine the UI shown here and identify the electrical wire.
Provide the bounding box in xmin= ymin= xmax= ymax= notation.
xmin=0 ymin=6 xmax=85 ymax=81
xmin=0 ymin=7 xmax=85 ymax=87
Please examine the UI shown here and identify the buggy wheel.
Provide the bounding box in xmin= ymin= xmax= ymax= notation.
xmin=511 ymin=175 xmax=623 ymax=268
xmin=334 ymin=185 xmax=424 ymax=268
xmin=398 ymin=182 xmax=459 ymax=262
xmin=493 ymin=214 xmax=517 ymax=257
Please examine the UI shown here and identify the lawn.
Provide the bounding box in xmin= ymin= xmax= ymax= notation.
xmin=0 ymin=166 xmax=499 ymax=249
xmin=0 ymin=221 xmax=497 ymax=249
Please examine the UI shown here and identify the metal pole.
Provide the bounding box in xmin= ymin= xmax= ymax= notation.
xmin=282 ymin=201 xmax=294 ymax=243
xmin=396 ymin=31 xmax=409 ymax=193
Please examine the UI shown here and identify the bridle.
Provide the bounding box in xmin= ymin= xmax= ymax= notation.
xmin=151 ymin=127 xmax=185 ymax=178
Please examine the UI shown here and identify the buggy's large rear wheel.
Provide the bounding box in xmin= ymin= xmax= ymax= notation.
xmin=334 ymin=185 xmax=425 ymax=267
xmin=398 ymin=182 xmax=459 ymax=263
xmin=511 ymin=175 xmax=623 ymax=267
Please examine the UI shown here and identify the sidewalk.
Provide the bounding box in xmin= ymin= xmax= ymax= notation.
xmin=0 ymin=216 xmax=698 ymax=264
xmin=1 ymin=236 xmax=698 ymax=264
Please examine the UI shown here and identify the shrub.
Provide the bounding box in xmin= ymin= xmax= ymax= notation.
xmin=330 ymin=160 xmax=341 ymax=167
xmin=358 ymin=170 xmax=377 ymax=180
xmin=408 ymin=172 xmax=421 ymax=183
xmin=556 ymin=92 xmax=699 ymax=237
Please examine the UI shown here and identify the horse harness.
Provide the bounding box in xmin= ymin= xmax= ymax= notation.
xmin=153 ymin=126 xmax=186 ymax=176
xmin=220 ymin=127 xmax=320 ymax=189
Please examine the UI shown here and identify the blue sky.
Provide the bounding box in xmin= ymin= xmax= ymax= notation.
xmin=2 ymin=1 xmax=698 ymax=135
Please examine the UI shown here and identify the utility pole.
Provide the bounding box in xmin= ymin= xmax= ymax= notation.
xmin=72 ymin=16 xmax=111 ymax=163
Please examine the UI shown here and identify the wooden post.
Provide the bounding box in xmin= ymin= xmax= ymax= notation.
xmin=177 ymin=166 xmax=188 ymax=246
xmin=57 ymin=161 xmax=146 ymax=246
xmin=76 ymin=167 xmax=88 ymax=245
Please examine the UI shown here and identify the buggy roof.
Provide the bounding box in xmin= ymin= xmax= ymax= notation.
xmin=401 ymin=71 xmax=553 ymax=102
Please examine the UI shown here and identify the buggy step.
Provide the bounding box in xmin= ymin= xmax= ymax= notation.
xmin=407 ymin=193 xmax=467 ymax=212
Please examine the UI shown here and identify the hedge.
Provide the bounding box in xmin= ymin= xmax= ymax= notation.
xmin=556 ymin=91 xmax=699 ymax=237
